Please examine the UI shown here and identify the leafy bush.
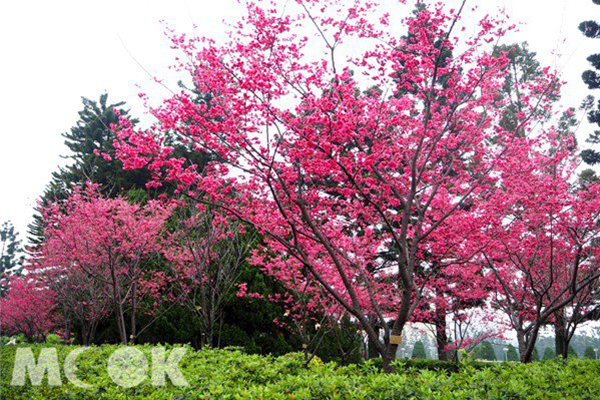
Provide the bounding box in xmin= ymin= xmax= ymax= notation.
xmin=366 ymin=357 xmax=500 ymax=372
xmin=1 ymin=334 xmax=29 ymax=344
xmin=44 ymin=334 xmax=62 ymax=345
xmin=1 ymin=344 xmax=598 ymax=399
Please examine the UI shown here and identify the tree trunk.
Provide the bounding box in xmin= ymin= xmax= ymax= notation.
xmin=434 ymin=306 xmax=450 ymax=361
xmin=382 ymin=286 xmax=413 ymax=372
xmin=518 ymin=325 xmax=541 ymax=363
xmin=109 ymin=265 xmax=128 ymax=344
xmin=65 ymin=320 xmax=72 ymax=344
xmin=554 ymin=314 xmax=568 ymax=359
xmin=89 ymin=320 xmax=98 ymax=345
xmin=367 ymin=316 xmax=381 ymax=359
xmin=130 ymin=280 xmax=137 ymax=344
xmin=517 ymin=331 xmax=528 ymax=362
xmin=81 ymin=326 xmax=89 ymax=346
xmin=116 ymin=301 xmax=128 ymax=344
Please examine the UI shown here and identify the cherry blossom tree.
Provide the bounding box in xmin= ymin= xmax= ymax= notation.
xmin=269 ymin=279 xmax=361 ymax=365
xmin=113 ymin=0 xmax=562 ymax=368
xmin=32 ymin=253 xmax=112 ymax=345
xmin=413 ymin=260 xmax=490 ymax=360
xmin=480 ymin=139 xmax=600 ymax=362
xmin=552 ymin=280 xmax=600 ymax=360
xmin=40 ymin=186 xmax=173 ymax=344
xmin=0 ymin=276 xmax=57 ymax=342
xmin=165 ymin=205 xmax=258 ymax=347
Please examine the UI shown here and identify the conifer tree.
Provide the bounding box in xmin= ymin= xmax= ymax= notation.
xmin=507 ymin=344 xmax=519 ymax=361
xmin=411 ymin=341 xmax=427 ymax=359
xmin=567 ymin=344 xmax=579 ymax=359
xmin=531 ymin=346 xmax=539 ymax=361
xmin=542 ymin=347 xmax=555 ymax=360
xmin=584 ymin=346 xmax=597 ymax=359
xmin=478 ymin=341 xmax=497 ymax=361
xmin=0 ymin=221 xmax=23 ymax=296
xmin=578 ymin=0 xmax=600 ymax=167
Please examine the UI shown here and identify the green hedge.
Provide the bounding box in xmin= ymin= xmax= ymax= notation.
xmin=1 ymin=344 xmax=599 ymax=399
xmin=365 ymin=357 xmax=501 ymax=372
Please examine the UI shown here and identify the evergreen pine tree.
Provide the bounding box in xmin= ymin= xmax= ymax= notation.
xmin=507 ymin=344 xmax=519 ymax=361
xmin=411 ymin=340 xmax=427 ymax=359
xmin=493 ymin=43 xmax=560 ymax=135
xmin=568 ymin=344 xmax=579 ymax=358
xmin=584 ymin=346 xmax=597 ymax=359
xmin=0 ymin=221 xmax=23 ymax=296
xmin=478 ymin=341 xmax=497 ymax=361
xmin=27 ymin=93 xmax=212 ymax=245
xmin=27 ymin=94 xmax=143 ymax=245
xmin=578 ymin=0 xmax=600 ymax=168
xmin=542 ymin=347 xmax=555 ymax=361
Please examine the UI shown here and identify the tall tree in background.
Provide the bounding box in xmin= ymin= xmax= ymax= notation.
xmin=411 ymin=341 xmax=427 ymax=359
xmin=542 ymin=347 xmax=555 ymax=360
xmin=27 ymin=94 xmax=146 ymax=245
xmin=578 ymin=0 xmax=600 ymax=168
xmin=28 ymin=93 xmax=212 ymax=246
xmin=476 ymin=341 xmax=497 ymax=361
xmin=493 ymin=42 xmax=559 ymax=134
xmin=0 ymin=221 xmax=23 ymax=296
xmin=507 ymin=344 xmax=519 ymax=361
xmin=584 ymin=346 xmax=597 ymax=359
xmin=53 ymin=94 xmax=147 ymax=193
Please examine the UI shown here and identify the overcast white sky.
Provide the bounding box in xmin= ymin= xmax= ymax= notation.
xmin=0 ymin=0 xmax=598 ymax=242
